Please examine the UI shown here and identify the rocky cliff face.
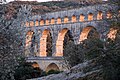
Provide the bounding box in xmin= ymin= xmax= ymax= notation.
xmin=3 ymin=0 xmax=106 ymax=17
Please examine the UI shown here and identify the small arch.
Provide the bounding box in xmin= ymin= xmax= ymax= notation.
xmin=97 ymin=11 xmax=103 ymax=20
xmin=25 ymin=21 xmax=29 ymax=27
xmin=71 ymin=15 xmax=77 ymax=22
xmin=46 ymin=63 xmax=59 ymax=72
xmin=40 ymin=19 xmax=44 ymax=26
xmin=57 ymin=17 xmax=61 ymax=24
xmin=64 ymin=16 xmax=69 ymax=23
xmin=35 ymin=20 xmax=39 ymax=26
xmin=88 ymin=13 xmax=93 ymax=21
xmin=79 ymin=26 xmax=99 ymax=42
xmin=40 ymin=29 xmax=52 ymax=57
xmin=50 ymin=18 xmax=55 ymax=24
xmin=79 ymin=14 xmax=85 ymax=22
xmin=29 ymin=21 xmax=34 ymax=27
xmin=107 ymin=11 xmax=112 ymax=19
xmin=46 ymin=19 xmax=50 ymax=25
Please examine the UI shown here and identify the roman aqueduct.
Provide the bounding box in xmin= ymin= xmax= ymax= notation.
xmin=22 ymin=3 xmax=119 ymax=71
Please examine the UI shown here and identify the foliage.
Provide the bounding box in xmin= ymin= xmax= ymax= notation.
xmin=64 ymin=41 xmax=84 ymax=68
xmin=14 ymin=58 xmax=42 ymax=80
xmin=47 ymin=70 xmax=61 ymax=75
xmin=0 ymin=4 xmax=31 ymax=80
xmin=83 ymin=38 xmax=104 ymax=60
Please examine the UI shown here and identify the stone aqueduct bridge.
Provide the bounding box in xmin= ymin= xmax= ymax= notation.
xmin=23 ymin=4 xmax=119 ymax=71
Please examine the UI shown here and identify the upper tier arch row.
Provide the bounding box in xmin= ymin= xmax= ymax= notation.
xmin=24 ymin=4 xmax=119 ymax=27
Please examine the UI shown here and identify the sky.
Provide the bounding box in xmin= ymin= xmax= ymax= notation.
xmin=7 ymin=0 xmax=54 ymax=2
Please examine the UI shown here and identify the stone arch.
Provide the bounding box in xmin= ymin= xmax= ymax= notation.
xmin=31 ymin=62 xmax=42 ymax=78
xmin=72 ymin=15 xmax=77 ymax=22
xmin=64 ymin=16 xmax=69 ymax=23
xmin=25 ymin=21 xmax=29 ymax=27
xmin=88 ymin=13 xmax=93 ymax=21
xmin=107 ymin=11 xmax=112 ymax=19
xmin=97 ymin=11 xmax=103 ymax=20
xmin=79 ymin=26 xmax=100 ymax=42
xmin=79 ymin=14 xmax=85 ymax=22
xmin=32 ymin=62 xmax=40 ymax=68
xmin=56 ymin=28 xmax=73 ymax=56
xmin=40 ymin=29 xmax=52 ymax=57
xmin=46 ymin=63 xmax=59 ymax=72
xmin=57 ymin=17 xmax=61 ymax=24
xmin=107 ymin=28 xmax=118 ymax=40
xmin=40 ymin=19 xmax=44 ymax=26
xmin=25 ymin=31 xmax=34 ymax=56
xmin=45 ymin=18 xmax=50 ymax=25
xmin=51 ymin=18 xmax=55 ymax=24
xmin=29 ymin=21 xmax=34 ymax=27
xmin=35 ymin=20 xmax=39 ymax=26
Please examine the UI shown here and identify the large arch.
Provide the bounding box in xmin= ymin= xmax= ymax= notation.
xmin=56 ymin=28 xmax=73 ymax=56
xmin=79 ymin=26 xmax=100 ymax=42
xmin=25 ymin=31 xmax=34 ymax=56
xmin=46 ymin=63 xmax=59 ymax=72
xmin=107 ymin=28 xmax=118 ymax=40
xmin=40 ymin=29 xmax=52 ymax=57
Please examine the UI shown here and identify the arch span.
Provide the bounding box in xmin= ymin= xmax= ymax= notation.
xmin=56 ymin=28 xmax=73 ymax=56
xmin=46 ymin=63 xmax=59 ymax=72
xmin=79 ymin=26 xmax=99 ymax=42
xmin=25 ymin=31 xmax=34 ymax=56
xmin=40 ymin=29 xmax=52 ymax=57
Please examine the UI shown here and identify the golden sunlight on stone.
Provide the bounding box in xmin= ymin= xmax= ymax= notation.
xmin=107 ymin=28 xmax=118 ymax=40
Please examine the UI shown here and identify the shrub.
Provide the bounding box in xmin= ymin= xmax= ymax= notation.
xmin=47 ymin=70 xmax=61 ymax=75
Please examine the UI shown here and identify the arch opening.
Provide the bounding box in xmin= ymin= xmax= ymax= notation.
xmin=72 ymin=15 xmax=77 ymax=22
xmin=40 ymin=29 xmax=52 ymax=57
xmin=56 ymin=28 xmax=73 ymax=56
xmin=64 ymin=16 xmax=69 ymax=23
xmin=57 ymin=17 xmax=61 ymax=24
xmin=31 ymin=62 xmax=42 ymax=78
xmin=46 ymin=63 xmax=59 ymax=72
xmin=51 ymin=18 xmax=55 ymax=24
xmin=35 ymin=20 xmax=39 ymax=26
xmin=40 ymin=19 xmax=44 ymax=26
xmin=25 ymin=31 xmax=34 ymax=56
xmin=79 ymin=26 xmax=100 ymax=42
xmin=46 ymin=19 xmax=50 ymax=25
xmin=30 ymin=21 xmax=34 ymax=27
xmin=88 ymin=13 xmax=93 ymax=21
xmin=107 ymin=11 xmax=112 ymax=19
xmin=25 ymin=21 xmax=29 ymax=27
xmin=79 ymin=14 xmax=85 ymax=22
xmin=97 ymin=11 xmax=103 ymax=20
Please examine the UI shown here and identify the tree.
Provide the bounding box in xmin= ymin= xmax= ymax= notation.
xmin=0 ymin=4 xmax=31 ymax=80
xmin=14 ymin=57 xmax=42 ymax=80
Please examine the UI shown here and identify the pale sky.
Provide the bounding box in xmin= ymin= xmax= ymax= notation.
xmin=7 ymin=0 xmax=54 ymax=2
